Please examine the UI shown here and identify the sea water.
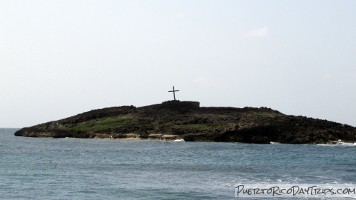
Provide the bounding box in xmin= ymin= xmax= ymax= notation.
xmin=0 ymin=128 xmax=355 ymax=199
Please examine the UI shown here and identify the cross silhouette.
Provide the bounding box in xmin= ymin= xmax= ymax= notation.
xmin=168 ymin=86 xmax=179 ymax=101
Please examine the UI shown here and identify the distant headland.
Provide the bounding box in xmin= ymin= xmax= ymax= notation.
xmin=14 ymin=100 xmax=356 ymax=144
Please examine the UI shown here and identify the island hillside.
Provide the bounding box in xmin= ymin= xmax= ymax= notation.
xmin=14 ymin=101 xmax=356 ymax=144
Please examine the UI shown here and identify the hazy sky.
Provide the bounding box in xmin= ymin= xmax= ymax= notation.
xmin=1 ymin=0 xmax=356 ymax=127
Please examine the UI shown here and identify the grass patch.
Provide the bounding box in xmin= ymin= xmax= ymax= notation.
xmin=69 ymin=115 xmax=140 ymax=133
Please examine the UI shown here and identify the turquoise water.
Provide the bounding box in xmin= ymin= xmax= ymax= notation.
xmin=1 ymin=128 xmax=355 ymax=199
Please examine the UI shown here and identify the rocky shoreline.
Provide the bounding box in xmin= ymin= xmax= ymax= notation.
xmin=14 ymin=101 xmax=356 ymax=144
xmin=91 ymin=133 xmax=183 ymax=140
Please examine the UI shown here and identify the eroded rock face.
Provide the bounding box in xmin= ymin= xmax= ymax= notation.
xmin=14 ymin=101 xmax=356 ymax=144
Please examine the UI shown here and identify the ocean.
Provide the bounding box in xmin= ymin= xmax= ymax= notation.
xmin=1 ymin=128 xmax=355 ymax=199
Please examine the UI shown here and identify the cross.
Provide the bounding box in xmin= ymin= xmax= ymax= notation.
xmin=168 ymin=86 xmax=179 ymax=101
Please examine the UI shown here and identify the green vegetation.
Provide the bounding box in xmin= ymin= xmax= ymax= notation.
xmin=69 ymin=115 xmax=140 ymax=133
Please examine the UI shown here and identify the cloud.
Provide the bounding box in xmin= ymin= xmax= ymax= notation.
xmin=193 ymin=76 xmax=210 ymax=84
xmin=322 ymin=72 xmax=332 ymax=80
xmin=243 ymin=27 xmax=269 ymax=38
xmin=193 ymin=76 xmax=219 ymax=87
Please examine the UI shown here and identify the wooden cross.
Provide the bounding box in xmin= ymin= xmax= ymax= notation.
xmin=168 ymin=86 xmax=179 ymax=101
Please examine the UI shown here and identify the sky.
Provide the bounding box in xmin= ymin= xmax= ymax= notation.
xmin=1 ymin=0 xmax=356 ymax=128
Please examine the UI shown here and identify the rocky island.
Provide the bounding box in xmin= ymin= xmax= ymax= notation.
xmin=14 ymin=101 xmax=356 ymax=144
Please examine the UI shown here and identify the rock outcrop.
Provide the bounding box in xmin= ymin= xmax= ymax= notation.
xmin=14 ymin=101 xmax=356 ymax=144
